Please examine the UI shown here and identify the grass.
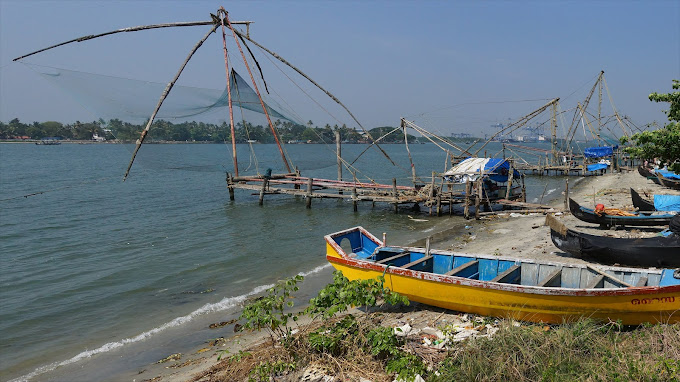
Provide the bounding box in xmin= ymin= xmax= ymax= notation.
xmin=192 ymin=315 xmax=680 ymax=382
xmin=190 ymin=273 xmax=680 ymax=382
xmin=433 ymin=320 xmax=680 ymax=382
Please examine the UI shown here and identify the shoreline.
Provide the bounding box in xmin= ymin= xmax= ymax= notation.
xmin=140 ymin=169 xmax=673 ymax=382
xmin=40 ymin=169 xmax=680 ymax=382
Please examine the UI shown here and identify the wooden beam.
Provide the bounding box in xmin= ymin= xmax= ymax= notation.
xmin=403 ymin=256 xmax=433 ymax=270
xmin=491 ymin=265 xmax=521 ymax=283
xmin=376 ymin=252 xmax=411 ymax=265
xmin=538 ymin=269 xmax=562 ymax=287
xmin=586 ymin=264 xmax=634 ymax=287
xmin=586 ymin=274 xmax=605 ymax=289
xmin=445 ymin=260 xmax=479 ymax=276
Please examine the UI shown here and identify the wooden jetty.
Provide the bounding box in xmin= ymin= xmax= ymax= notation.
xmin=227 ymin=172 xmax=429 ymax=213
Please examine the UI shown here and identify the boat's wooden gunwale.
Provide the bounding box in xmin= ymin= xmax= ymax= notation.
xmin=324 ymin=227 xmax=677 ymax=299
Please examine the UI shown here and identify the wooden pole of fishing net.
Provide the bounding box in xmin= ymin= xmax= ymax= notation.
xmin=123 ymin=24 xmax=219 ymax=181
xmin=218 ymin=11 xmax=239 ymax=177
xmin=222 ymin=9 xmax=292 ymax=173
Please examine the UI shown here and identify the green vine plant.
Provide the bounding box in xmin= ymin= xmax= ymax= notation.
xmin=238 ymin=274 xmax=304 ymax=345
xmin=305 ymin=270 xmax=410 ymax=320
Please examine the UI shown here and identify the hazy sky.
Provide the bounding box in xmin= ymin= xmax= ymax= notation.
xmin=1 ymin=0 xmax=678 ymax=137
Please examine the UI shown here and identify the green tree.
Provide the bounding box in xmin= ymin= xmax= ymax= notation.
xmin=621 ymin=80 xmax=680 ymax=173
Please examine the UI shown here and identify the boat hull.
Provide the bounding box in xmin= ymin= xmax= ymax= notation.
xmin=658 ymin=173 xmax=680 ymax=190
xmin=569 ymin=198 xmax=674 ymax=227
xmin=325 ymin=228 xmax=680 ymax=325
xmin=630 ymin=188 xmax=655 ymax=212
xmin=638 ymin=166 xmax=660 ymax=184
xmin=549 ymin=227 xmax=680 ymax=268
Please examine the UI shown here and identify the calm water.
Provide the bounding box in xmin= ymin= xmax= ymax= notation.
xmin=0 ymin=141 xmax=566 ymax=381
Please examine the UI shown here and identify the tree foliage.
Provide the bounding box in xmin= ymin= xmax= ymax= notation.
xmin=621 ymin=80 xmax=680 ymax=173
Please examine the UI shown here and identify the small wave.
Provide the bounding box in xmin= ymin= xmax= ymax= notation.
xmin=10 ymin=283 xmax=274 ymax=382
xmin=298 ymin=263 xmax=331 ymax=277
xmin=545 ymin=188 xmax=557 ymax=196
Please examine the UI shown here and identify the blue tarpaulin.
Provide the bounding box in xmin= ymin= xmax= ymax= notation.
xmin=583 ymin=146 xmax=616 ymax=158
xmin=654 ymin=195 xmax=680 ymax=211
xmin=586 ymin=163 xmax=608 ymax=171
xmin=657 ymin=170 xmax=680 ymax=180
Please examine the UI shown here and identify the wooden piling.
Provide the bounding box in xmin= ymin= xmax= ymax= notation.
xmin=258 ymin=177 xmax=268 ymax=205
xmin=475 ymin=178 xmax=481 ymax=220
xmin=392 ymin=178 xmax=398 ymax=214
xmin=227 ymin=172 xmax=235 ymax=201
xmin=564 ymin=178 xmax=569 ymax=210
xmin=464 ymin=180 xmax=471 ymax=219
xmin=352 ymin=186 xmax=358 ymax=212
xmin=428 ymin=172 xmax=435 ymax=216
xmin=436 ymin=193 xmax=442 ymax=217
xmin=505 ymin=161 xmax=514 ymax=200
xmin=336 ymin=130 xmax=342 ymax=194
xmin=294 ymin=167 xmax=301 ymax=190
xmin=306 ymin=177 xmax=313 ymax=208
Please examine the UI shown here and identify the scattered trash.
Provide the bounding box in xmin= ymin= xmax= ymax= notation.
xmin=156 ymin=353 xmax=182 ymax=364
xmin=393 ymin=323 xmax=412 ymax=336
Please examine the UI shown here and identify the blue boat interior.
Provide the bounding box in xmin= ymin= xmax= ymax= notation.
xmin=333 ymin=228 xmax=680 ymax=289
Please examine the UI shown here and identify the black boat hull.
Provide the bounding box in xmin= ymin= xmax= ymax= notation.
xmin=569 ymin=198 xmax=673 ymax=227
xmin=550 ymin=228 xmax=680 ymax=268
xmin=658 ymin=173 xmax=680 ymax=190
xmin=630 ymin=188 xmax=655 ymax=212
xmin=638 ymin=166 xmax=661 ymax=184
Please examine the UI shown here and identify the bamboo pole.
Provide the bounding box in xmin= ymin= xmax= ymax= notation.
xmin=123 ymin=23 xmax=219 ymax=181
xmin=402 ymin=119 xmax=417 ymax=185
xmin=219 ymin=15 xmax=239 ymax=177
xmin=12 ymin=18 xmax=253 ymax=62
xmin=222 ymin=9 xmax=291 ymax=173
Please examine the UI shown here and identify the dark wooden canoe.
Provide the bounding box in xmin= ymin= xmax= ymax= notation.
xmin=657 ymin=172 xmax=680 ymax=191
xmin=569 ymin=198 xmax=675 ymax=227
xmin=547 ymin=215 xmax=680 ymax=268
xmin=630 ymin=188 xmax=655 ymax=212
xmin=638 ymin=166 xmax=660 ymax=184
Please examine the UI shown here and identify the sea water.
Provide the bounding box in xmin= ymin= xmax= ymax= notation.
xmin=0 ymin=142 xmax=567 ymax=381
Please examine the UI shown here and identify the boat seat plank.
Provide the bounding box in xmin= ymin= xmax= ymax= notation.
xmin=445 ymin=260 xmax=479 ymax=276
xmin=403 ymin=256 xmax=433 ymax=270
xmin=586 ymin=275 xmax=605 ymax=289
xmin=586 ymin=265 xmax=634 ymax=287
xmin=538 ymin=269 xmax=562 ymax=287
xmin=491 ymin=265 xmax=521 ymax=283
xmin=376 ymin=252 xmax=410 ymax=265
xmin=636 ymin=277 xmax=648 ymax=287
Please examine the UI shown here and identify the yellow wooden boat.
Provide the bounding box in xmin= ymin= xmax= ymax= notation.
xmin=325 ymin=226 xmax=680 ymax=325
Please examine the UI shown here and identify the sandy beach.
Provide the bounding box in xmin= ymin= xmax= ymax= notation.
xmin=136 ymin=168 xmax=679 ymax=382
